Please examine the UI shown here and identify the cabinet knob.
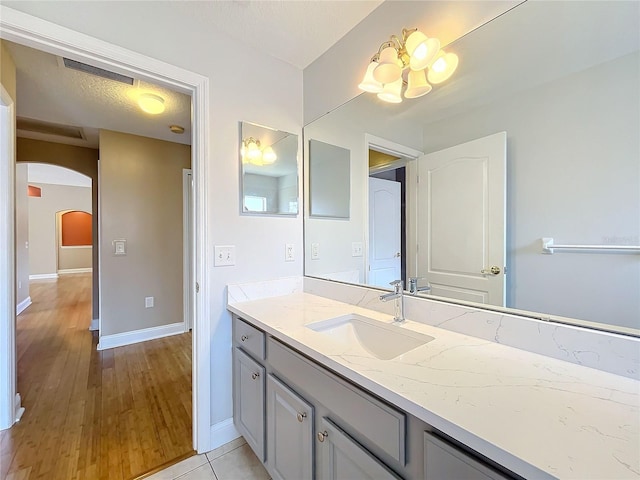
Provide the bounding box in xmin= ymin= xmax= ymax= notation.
xmin=296 ymin=412 xmax=306 ymax=423
xmin=317 ymin=431 xmax=328 ymax=442
xmin=251 ymin=372 xmax=260 ymax=380
xmin=241 ymin=335 xmax=248 ymax=342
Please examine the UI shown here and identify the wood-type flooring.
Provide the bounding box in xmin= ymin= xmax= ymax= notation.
xmin=0 ymin=274 xmax=193 ymax=480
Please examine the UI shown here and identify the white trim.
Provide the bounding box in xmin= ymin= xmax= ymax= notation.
xmin=16 ymin=296 xmax=31 ymax=315
xmin=0 ymin=83 xmax=16 ymax=430
xmin=14 ymin=393 xmax=24 ymax=423
xmin=183 ymin=168 xmax=193 ymax=333
xmin=210 ymin=418 xmax=241 ymax=450
xmin=97 ymin=322 xmax=184 ymax=350
xmin=58 ymin=268 xmax=92 ymax=275
xmin=89 ymin=318 xmax=99 ymax=331
xmin=60 ymin=245 xmax=92 ymax=250
xmin=29 ymin=273 xmax=59 ymax=280
xmin=1 ymin=5 xmax=211 ymax=451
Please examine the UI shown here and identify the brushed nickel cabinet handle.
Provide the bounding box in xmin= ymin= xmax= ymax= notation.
xmin=317 ymin=431 xmax=328 ymax=442
xmin=297 ymin=412 xmax=306 ymax=422
xmin=241 ymin=335 xmax=248 ymax=341
xmin=251 ymin=372 xmax=260 ymax=380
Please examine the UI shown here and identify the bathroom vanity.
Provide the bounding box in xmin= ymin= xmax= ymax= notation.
xmin=228 ymin=291 xmax=639 ymax=480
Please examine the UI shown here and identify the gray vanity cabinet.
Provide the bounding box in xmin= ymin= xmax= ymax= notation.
xmin=424 ymin=433 xmax=511 ymax=480
xmin=317 ymin=417 xmax=401 ymax=480
xmin=267 ymin=375 xmax=314 ymax=480
xmin=233 ymin=347 xmax=265 ymax=461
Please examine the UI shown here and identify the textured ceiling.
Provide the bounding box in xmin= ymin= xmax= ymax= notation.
xmin=7 ymin=41 xmax=192 ymax=148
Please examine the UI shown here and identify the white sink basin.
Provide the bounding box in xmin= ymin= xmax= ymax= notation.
xmin=306 ymin=313 xmax=434 ymax=360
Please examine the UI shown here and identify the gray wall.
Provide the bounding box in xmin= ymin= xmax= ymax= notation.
xmin=420 ymin=52 xmax=639 ymax=329
xmin=99 ymin=130 xmax=191 ymax=336
xmin=27 ymin=183 xmax=92 ymax=276
xmin=15 ymin=163 xmax=29 ymax=306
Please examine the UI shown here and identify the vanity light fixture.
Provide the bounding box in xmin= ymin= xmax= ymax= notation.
xmin=241 ymin=137 xmax=277 ymax=166
xmin=358 ymin=27 xmax=459 ymax=103
xmin=138 ymin=93 xmax=165 ymax=114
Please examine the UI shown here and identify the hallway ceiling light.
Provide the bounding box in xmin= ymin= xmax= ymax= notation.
xmin=138 ymin=93 xmax=165 ymax=114
xmin=358 ymin=27 xmax=459 ymax=104
xmin=241 ymin=137 xmax=277 ymax=166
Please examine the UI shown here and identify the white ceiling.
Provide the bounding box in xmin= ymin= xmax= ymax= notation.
xmin=27 ymin=163 xmax=91 ymax=188
xmin=4 ymin=1 xmax=383 ymax=149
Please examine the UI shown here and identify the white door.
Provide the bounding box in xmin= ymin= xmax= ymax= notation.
xmin=183 ymin=169 xmax=193 ymax=331
xmin=417 ymin=132 xmax=506 ymax=305
xmin=368 ymin=177 xmax=401 ymax=287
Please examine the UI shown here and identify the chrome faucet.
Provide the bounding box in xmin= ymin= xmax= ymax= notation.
xmin=379 ymin=280 xmax=405 ymax=323
xmin=408 ymin=277 xmax=431 ymax=295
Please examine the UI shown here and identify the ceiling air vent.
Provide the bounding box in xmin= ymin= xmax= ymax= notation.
xmin=62 ymin=57 xmax=134 ymax=85
xmin=17 ymin=117 xmax=85 ymax=140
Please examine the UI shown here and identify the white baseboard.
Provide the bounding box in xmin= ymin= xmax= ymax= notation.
xmin=58 ymin=268 xmax=92 ymax=275
xmin=210 ymin=418 xmax=241 ymax=450
xmin=16 ymin=297 xmax=31 ymax=315
xmin=97 ymin=322 xmax=185 ymax=350
xmin=29 ymin=273 xmax=58 ymax=280
xmin=14 ymin=393 xmax=24 ymax=423
xmin=89 ymin=318 xmax=99 ymax=331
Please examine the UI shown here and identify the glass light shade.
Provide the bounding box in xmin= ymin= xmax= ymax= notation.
xmin=404 ymin=69 xmax=432 ymax=99
xmin=262 ymin=146 xmax=277 ymax=164
xmin=427 ymin=51 xmax=459 ymax=84
xmin=245 ymin=140 xmax=262 ymax=162
xmin=406 ymin=31 xmax=440 ymax=71
xmin=377 ymin=77 xmax=403 ymax=104
xmin=373 ymin=46 xmax=402 ymax=84
xmin=358 ymin=61 xmax=384 ymax=93
xmin=138 ymin=93 xmax=165 ymax=114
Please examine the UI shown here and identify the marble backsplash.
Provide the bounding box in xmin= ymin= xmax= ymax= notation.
xmin=227 ymin=276 xmax=639 ymax=379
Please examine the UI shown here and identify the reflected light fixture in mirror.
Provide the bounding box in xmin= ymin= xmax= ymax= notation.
xmin=358 ymin=27 xmax=458 ymax=103
xmin=241 ymin=137 xmax=278 ymax=166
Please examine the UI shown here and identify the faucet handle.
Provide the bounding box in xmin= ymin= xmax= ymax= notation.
xmin=389 ymin=279 xmax=403 ymax=293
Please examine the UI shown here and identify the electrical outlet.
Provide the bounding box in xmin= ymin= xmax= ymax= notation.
xmin=214 ymin=245 xmax=236 ymax=266
xmin=145 ymin=296 xmax=154 ymax=308
xmin=352 ymin=242 xmax=363 ymax=257
xmin=285 ymin=244 xmax=295 ymax=262
xmin=311 ymin=243 xmax=320 ymax=260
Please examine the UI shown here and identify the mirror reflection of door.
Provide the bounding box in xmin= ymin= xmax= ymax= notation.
xmin=417 ymin=132 xmax=506 ymax=306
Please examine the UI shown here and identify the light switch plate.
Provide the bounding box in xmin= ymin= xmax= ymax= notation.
xmin=352 ymin=242 xmax=363 ymax=257
xmin=214 ymin=245 xmax=236 ymax=266
xmin=113 ymin=239 xmax=126 ymax=256
xmin=311 ymin=243 xmax=320 ymax=260
xmin=145 ymin=296 xmax=154 ymax=308
xmin=285 ymin=244 xmax=294 ymax=262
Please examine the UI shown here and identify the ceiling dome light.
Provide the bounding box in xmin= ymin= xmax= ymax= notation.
xmin=373 ymin=46 xmax=402 ymax=84
xmin=427 ymin=51 xmax=459 ymax=84
xmin=405 ymin=31 xmax=440 ymax=71
xmin=358 ymin=61 xmax=384 ymax=93
xmin=377 ymin=77 xmax=403 ymax=104
xmin=262 ymin=146 xmax=277 ymax=164
xmin=405 ymin=69 xmax=432 ymax=99
xmin=138 ymin=93 xmax=165 ymax=114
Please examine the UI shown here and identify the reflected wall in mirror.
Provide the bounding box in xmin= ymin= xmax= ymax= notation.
xmin=303 ymin=1 xmax=640 ymax=334
xmin=240 ymin=121 xmax=299 ymax=215
xmin=309 ymin=139 xmax=350 ymax=218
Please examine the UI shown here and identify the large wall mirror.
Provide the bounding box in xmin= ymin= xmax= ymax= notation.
xmin=303 ymin=1 xmax=639 ymax=336
xmin=240 ymin=121 xmax=299 ymax=215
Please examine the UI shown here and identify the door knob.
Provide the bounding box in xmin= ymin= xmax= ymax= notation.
xmin=481 ymin=266 xmax=501 ymax=275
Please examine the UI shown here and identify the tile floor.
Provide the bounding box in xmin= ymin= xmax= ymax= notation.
xmin=147 ymin=437 xmax=271 ymax=480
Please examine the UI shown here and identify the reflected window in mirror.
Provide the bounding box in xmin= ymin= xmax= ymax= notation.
xmin=240 ymin=121 xmax=299 ymax=216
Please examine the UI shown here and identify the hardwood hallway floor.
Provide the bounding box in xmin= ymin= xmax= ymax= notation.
xmin=0 ymin=274 xmax=193 ymax=480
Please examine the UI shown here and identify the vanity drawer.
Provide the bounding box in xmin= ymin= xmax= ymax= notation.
xmin=267 ymin=337 xmax=406 ymax=465
xmin=234 ymin=317 xmax=265 ymax=360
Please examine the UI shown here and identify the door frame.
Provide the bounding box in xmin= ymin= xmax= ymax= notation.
xmin=183 ymin=168 xmax=193 ymax=332
xmin=0 ymin=7 xmax=212 ymax=452
xmin=363 ymin=134 xmax=422 ymax=285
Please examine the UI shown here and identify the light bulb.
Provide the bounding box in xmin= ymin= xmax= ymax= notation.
xmin=405 ymin=31 xmax=440 ymax=71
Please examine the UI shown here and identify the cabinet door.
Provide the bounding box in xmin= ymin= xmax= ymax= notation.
xmin=233 ymin=348 xmax=265 ymax=460
xmin=424 ymin=432 xmax=511 ymax=480
xmin=267 ymin=375 xmax=314 ymax=480
xmin=317 ymin=417 xmax=401 ymax=480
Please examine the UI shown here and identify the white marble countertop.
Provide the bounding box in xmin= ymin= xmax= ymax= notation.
xmin=228 ymin=292 xmax=640 ymax=480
